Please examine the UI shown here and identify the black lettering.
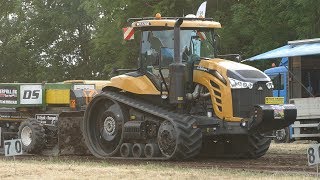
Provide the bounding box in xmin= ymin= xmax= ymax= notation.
xmin=23 ymin=90 xmax=40 ymax=99
xmin=23 ymin=90 xmax=32 ymax=99
xmin=32 ymin=90 xmax=40 ymax=99
xmin=15 ymin=140 xmax=21 ymax=153
xmin=308 ymin=147 xmax=315 ymax=164
xmin=4 ymin=141 xmax=11 ymax=155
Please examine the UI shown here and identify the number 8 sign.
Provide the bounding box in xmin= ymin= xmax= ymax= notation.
xmin=307 ymin=144 xmax=320 ymax=166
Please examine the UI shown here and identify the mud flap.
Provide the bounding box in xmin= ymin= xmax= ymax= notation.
xmin=249 ymin=104 xmax=297 ymax=133
xmin=58 ymin=112 xmax=90 ymax=155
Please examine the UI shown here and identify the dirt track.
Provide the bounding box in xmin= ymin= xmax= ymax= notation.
xmin=0 ymin=143 xmax=314 ymax=174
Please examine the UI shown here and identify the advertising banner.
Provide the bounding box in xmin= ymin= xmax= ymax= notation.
xmin=0 ymin=86 xmax=18 ymax=104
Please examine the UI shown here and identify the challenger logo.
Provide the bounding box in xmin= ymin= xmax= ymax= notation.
xmin=196 ymin=66 xmax=209 ymax=72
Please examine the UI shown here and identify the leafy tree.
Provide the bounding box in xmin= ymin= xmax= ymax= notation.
xmin=1 ymin=0 xmax=320 ymax=82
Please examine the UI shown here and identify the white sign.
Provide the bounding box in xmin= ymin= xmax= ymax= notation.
xmin=4 ymin=139 xmax=23 ymax=156
xmin=35 ymin=114 xmax=59 ymax=126
xmin=20 ymin=85 xmax=43 ymax=105
xmin=73 ymin=84 xmax=95 ymax=90
xmin=307 ymin=144 xmax=320 ymax=166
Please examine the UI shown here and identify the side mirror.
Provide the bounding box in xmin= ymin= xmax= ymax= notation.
xmin=214 ymin=34 xmax=220 ymax=56
xmin=235 ymin=54 xmax=242 ymax=62
xmin=160 ymin=47 xmax=174 ymax=68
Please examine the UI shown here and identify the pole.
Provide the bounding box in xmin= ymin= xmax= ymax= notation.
xmin=317 ymin=163 xmax=319 ymax=178
xmin=13 ymin=156 xmax=16 ymax=175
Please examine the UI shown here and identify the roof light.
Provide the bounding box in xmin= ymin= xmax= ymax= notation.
xmin=155 ymin=13 xmax=161 ymax=19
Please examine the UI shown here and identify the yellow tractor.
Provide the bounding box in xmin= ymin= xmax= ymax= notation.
xmin=82 ymin=14 xmax=297 ymax=160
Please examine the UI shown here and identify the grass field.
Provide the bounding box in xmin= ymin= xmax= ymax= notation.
xmin=268 ymin=141 xmax=310 ymax=154
xmin=0 ymin=158 xmax=314 ymax=180
xmin=0 ymin=142 xmax=316 ymax=180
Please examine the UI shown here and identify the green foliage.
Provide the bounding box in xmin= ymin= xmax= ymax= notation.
xmin=0 ymin=0 xmax=320 ymax=82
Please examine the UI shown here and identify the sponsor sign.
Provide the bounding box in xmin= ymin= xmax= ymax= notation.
xmin=270 ymin=105 xmax=285 ymax=119
xmin=73 ymin=84 xmax=95 ymax=90
xmin=0 ymin=86 xmax=18 ymax=104
xmin=4 ymin=139 xmax=23 ymax=156
xmin=135 ymin=21 xmax=151 ymax=26
xmin=20 ymin=85 xmax=43 ymax=105
xmin=35 ymin=114 xmax=59 ymax=126
xmin=265 ymin=97 xmax=284 ymax=105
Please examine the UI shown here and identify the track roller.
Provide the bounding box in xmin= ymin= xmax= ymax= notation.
xmin=144 ymin=143 xmax=160 ymax=158
xmin=132 ymin=143 xmax=145 ymax=158
xmin=120 ymin=143 xmax=133 ymax=157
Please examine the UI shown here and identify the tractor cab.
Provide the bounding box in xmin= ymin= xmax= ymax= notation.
xmin=127 ymin=14 xmax=222 ymax=96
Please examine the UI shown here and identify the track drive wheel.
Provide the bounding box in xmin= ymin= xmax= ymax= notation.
xmin=157 ymin=118 xmax=202 ymax=160
xmin=18 ymin=118 xmax=46 ymax=154
xmin=82 ymin=92 xmax=126 ymax=158
xmin=247 ymin=132 xmax=271 ymax=159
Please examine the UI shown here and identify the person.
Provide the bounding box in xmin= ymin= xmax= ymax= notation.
xmin=146 ymin=31 xmax=163 ymax=66
xmin=149 ymin=31 xmax=163 ymax=53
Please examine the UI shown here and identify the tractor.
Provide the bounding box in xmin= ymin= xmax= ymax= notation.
xmin=81 ymin=14 xmax=296 ymax=160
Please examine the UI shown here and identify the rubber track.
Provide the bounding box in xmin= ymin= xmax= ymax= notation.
xmin=103 ymin=91 xmax=202 ymax=160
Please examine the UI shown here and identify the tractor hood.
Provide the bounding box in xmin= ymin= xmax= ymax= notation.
xmin=197 ymin=58 xmax=271 ymax=83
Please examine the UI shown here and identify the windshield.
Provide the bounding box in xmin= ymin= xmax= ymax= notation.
xmin=140 ymin=29 xmax=215 ymax=69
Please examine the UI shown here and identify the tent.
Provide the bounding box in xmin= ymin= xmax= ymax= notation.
xmin=245 ymin=38 xmax=320 ymax=61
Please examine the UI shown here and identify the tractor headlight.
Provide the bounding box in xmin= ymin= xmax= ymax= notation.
xmin=228 ymin=78 xmax=253 ymax=89
xmin=266 ymin=81 xmax=274 ymax=89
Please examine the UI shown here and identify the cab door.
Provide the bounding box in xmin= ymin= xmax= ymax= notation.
xmin=269 ymin=73 xmax=287 ymax=102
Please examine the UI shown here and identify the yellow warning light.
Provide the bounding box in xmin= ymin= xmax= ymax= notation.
xmin=155 ymin=13 xmax=161 ymax=19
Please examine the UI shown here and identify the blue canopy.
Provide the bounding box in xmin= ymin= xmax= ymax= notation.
xmin=246 ymin=42 xmax=320 ymax=61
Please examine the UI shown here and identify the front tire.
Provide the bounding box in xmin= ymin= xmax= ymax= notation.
xmin=18 ymin=118 xmax=46 ymax=154
xmin=247 ymin=132 xmax=271 ymax=158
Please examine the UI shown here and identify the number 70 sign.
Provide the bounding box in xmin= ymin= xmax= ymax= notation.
xmin=4 ymin=139 xmax=23 ymax=157
xmin=307 ymin=144 xmax=320 ymax=166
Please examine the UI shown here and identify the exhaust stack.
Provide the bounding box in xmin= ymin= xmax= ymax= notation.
xmin=169 ymin=19 xmax=186 ymax=105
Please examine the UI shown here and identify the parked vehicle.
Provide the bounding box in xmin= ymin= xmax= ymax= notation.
xmin=250 ymin=38 xmax=320 ymax=143
xmin=0 ymin=80 xmax=108 ymax=155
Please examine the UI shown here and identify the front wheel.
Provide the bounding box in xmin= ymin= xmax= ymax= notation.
xmin=273 ymin=127 xmax=291 ymax=143
xmin=18 ymin=119 xmax=46 ymax=154
xmin=247 ymin=132 xmax=272 ymax=158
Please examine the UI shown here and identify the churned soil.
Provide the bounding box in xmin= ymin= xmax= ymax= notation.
xmin=0 ymin=142 xmax=316 ymax=179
